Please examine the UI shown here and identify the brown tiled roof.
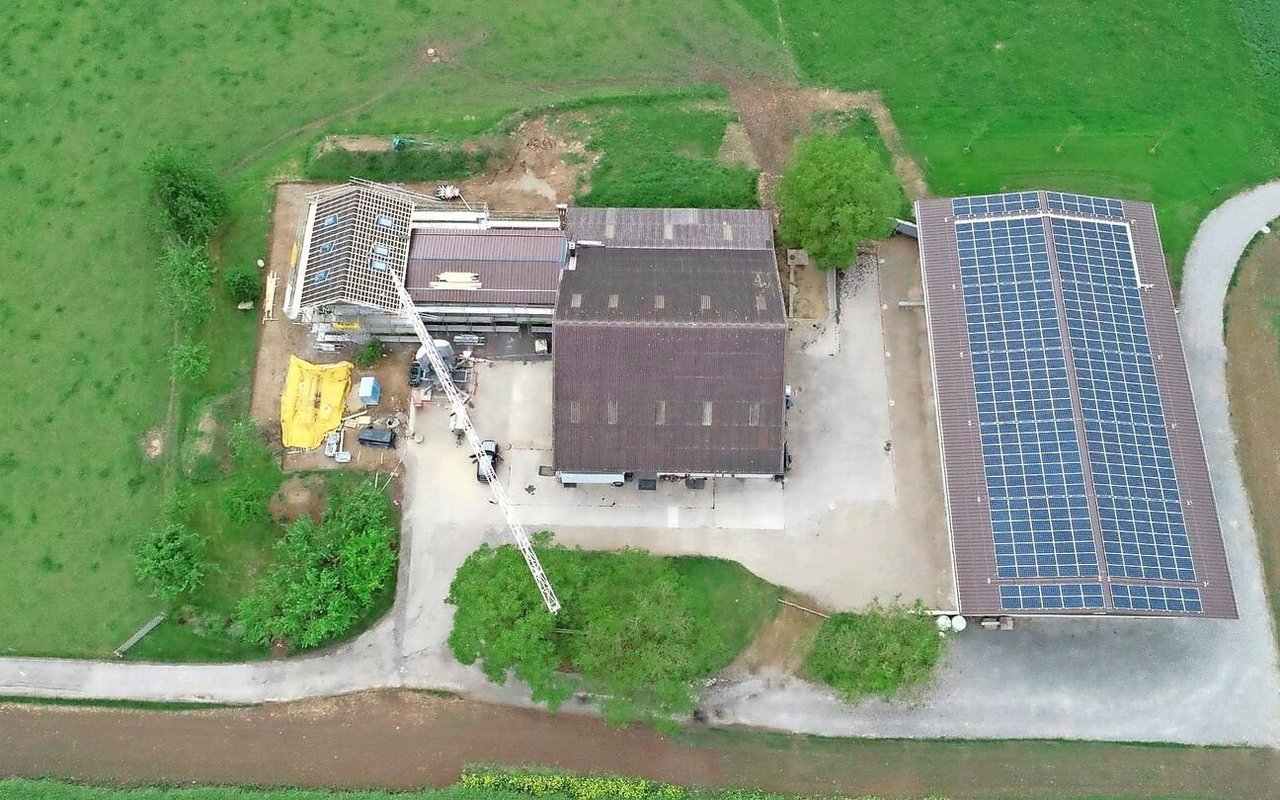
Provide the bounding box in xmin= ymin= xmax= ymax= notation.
xmin=917 ymin=191 xmax=1236 ymax=618
xmin=556 ymin=248 xmax=782 ymax=324
xmin=404 ymin=228 xmax=566 ymax=306
xmin=565 ymin=207 xmax=774 ymax=251
xmin=553 ymin=245 xmax=786 ymax=476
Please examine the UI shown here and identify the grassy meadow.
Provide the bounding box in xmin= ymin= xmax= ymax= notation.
xmin=0 ymin=0 xmax=786 ymax=657
xmin=0 ymin=0 xmax=1276 ymax=658
xmin=752 ymin=1 xmax=1280 ymax=280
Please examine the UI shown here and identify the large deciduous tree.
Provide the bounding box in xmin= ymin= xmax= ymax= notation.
xmin=777 ymin=134 xmax=901 ymax=269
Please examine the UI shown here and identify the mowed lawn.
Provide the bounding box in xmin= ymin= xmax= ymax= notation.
xmin=0 ymin=1 xmax=786 ymax=657
xmin=749 ymin=0 xmax=1280 ymax=281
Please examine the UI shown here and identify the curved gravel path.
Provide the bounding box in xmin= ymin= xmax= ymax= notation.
xmin=0 ymin=184 xmax=1279 ymax=747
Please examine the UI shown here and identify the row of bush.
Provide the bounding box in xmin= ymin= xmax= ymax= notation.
xmin=459 ymin=770 xmax=947 ymax=800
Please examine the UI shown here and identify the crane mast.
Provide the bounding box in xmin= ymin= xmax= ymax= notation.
xmin=390 ymin=277 xmax=562 ymax=614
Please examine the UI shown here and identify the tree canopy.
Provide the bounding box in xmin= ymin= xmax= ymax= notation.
xmin=144 ymin=147 xmax=228 ymax=245
xmin=133 ymin=521 xmax=208 ymax=602
xmin=447 ymin=542 xmax=748 ymax=726
xmin=776 ymin=133 xmax=902 ymax=269
xmin=236 ymin=481 xmax=397 ymax=649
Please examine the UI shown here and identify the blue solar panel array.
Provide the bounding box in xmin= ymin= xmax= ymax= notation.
xmin=1112 ymin=584 xmax=1202 ymax=613
xmin=952 ymin=191 xmax=1042 ymax=218
xmin=1045 ymin=192 xmax=1125 ymax=220
xmin=1000 ymin=583 xmax=1105 ymax=611
xmin=1053 ymin=217 xmax=1195 ymax=584
xmin=949 ymin=195 xmax=1203 ymax=614
xmin=957 ymin=218 xmax=1100 ymax=581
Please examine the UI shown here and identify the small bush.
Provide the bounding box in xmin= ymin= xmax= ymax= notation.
xmin=144 ymin=146 xmax=228 ymax=244
xmin=805 ymin=601 xmax=944 ymax=702
xmin=157 ymin=244 xmax=215 ymax=330
xmin=134 ymin=521 xmax=208 ymax=602
xmin=170 ymin=338 xmax=211 ymax=382
xmin=355 ymin=338 xmax=383 ymax=367
xmin=221 ymin=475 xmax=272 ymax=526
xmin=224 ymin=264 xmax=261 ymax=304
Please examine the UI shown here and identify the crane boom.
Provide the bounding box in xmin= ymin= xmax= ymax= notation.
xmin=391 ymin=277 xmax=562 ymax=614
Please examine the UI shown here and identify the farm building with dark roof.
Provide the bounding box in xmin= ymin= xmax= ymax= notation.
xmin=553 ymin=208 xmax=787 ymax=480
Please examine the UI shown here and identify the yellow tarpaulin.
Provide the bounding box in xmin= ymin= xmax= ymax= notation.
xmin=280 ymin=356 xmax=354 ymax=449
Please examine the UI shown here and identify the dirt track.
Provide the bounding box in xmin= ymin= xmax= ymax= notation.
xmin=1 ymin=692 xmax=1277 ymax=799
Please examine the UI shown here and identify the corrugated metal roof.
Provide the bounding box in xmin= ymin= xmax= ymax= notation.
xmin=552 ymin=324 xmax=786 ymax=475
xmin=556 ymin=248 xmax=783 ymax=325
xmin=552 ymin=242 xmax=786 ymax=476
xmin=405 ymin=228 xmax=567 ymax=307
xmin=918 ymin=192 xmax=1236 ymax=618
xmin=409 ymin=228 xmax=567 ymax=262
xmin=566 ymin=207 xmax=774 ymax=251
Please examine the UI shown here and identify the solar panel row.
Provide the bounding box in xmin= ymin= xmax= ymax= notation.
xmin=957 ymin=218 xmax=1099 ymax=580
xmin=1053 ymin=217 xmax=1196 ymax=584
xmin=952 ymin=191 xmax=1042 ymax=218
xmin=1111 ymin=584 xmax=1203 ymax=613
xmin=1045 ymin=191 xmax=1125 ymax=220
xmin=999 ymin=583 xmax=1105 ymax=611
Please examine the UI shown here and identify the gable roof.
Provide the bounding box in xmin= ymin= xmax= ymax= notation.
xmin=565 ymin=207 xmax=774 ymax=251
xmin=552 ymin=241 xmax=786 ymax=476
xmin=297 ymin=182 xmax=422 ymax=312
xmin=405 ymin=228 xmax=568 ymax=307
xmin=555 ymin=247 xmax=783 ymax=326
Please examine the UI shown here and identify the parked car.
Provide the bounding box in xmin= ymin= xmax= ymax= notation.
xmin=475 ymin=438 xmax=501 ymax=483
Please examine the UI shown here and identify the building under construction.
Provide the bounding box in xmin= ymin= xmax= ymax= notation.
xmin=284 ymin=180 xmax=789 ymax=481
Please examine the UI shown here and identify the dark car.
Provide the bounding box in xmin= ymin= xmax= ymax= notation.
xmin=475 ymin=438 xmax=501 ymax=483
xmin=408 ymin=360 xmax=427 ymax=387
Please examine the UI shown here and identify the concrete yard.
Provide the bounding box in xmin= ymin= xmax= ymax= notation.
xmin=460 ymin=239 xmax=954 ymax=613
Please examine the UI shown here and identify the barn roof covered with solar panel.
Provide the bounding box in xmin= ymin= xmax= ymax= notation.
xmin=916 ymin=191 xmax=1236 ymax=618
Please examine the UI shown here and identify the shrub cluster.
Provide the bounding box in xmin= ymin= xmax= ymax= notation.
xmin=236 ymin=481 xmax=397 ymax=649
xmin=805 ymin=601 xmax=945 ymax=702
xmin=460 ymin=769 xmax=689 ymax=800
xmin=447 ymin=541 xmax=732 ymax=725
xmin=133 ymin=519 xmax=208 ymax=602
xmin=144 ymin=147 xmax=228 ymax=245
xmin=169 ymin=338 xmax=211 ymax=382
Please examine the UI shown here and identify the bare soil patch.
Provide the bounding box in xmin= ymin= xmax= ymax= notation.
xmin=1226 ymin=229 xmax=1280 ymax=619
xmin=727 ymin=600 xmax=822 ymax=675
xmin=1 ymin=691 xmax=1276 ymax=798
xmin=192 ymin=407 xmax=218 ymax=456
xmin=269 ymin=475 xmax=328 ymax=525
xmin=716 ymin=122 xmax=758 ymax=169
xmin=728 ymin=82 xmax=929 ymax=206
xmin=140 ymin=427 xmax=165 ymax=460
xmin=408 ymin=116 xmax=588 ymax=213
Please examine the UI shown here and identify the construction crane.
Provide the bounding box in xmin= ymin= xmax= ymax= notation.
xmin=390 ymin=276 xmax=562 ymax=614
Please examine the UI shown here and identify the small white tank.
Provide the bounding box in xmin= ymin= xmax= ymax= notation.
xmin=950 ymin=615 xmax=968 ymax=632
xmin=935 ymin=615 xmax=952 ymax=632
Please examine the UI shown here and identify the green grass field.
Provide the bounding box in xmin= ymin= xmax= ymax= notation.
xmin=751 ymin=1 xmax=1280 ymax=280
xmin=0 ymin=0 xmax=785 ymax=658
xmin=1 ymin=0 xmax=1276 ymax=658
